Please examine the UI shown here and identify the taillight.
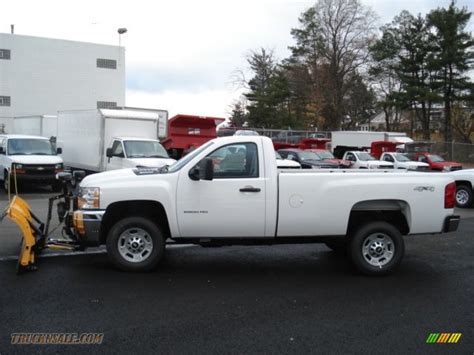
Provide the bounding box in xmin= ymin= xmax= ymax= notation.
xmin=444 ymin=182 xmax=456 ymax=209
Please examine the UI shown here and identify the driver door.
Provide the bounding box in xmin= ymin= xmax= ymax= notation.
xmin=106 ymin=140 xmax=125 ymax=171
xmin=176 ymin=142 xmax=266 ymax=238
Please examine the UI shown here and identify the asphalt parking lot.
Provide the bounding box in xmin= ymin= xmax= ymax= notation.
xmin=0 ymin=188 xmax=473 ymax=354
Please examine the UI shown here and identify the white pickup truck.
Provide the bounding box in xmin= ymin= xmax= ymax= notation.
xmin=380 ymin=152 xmax=430 ymax=171
xmin=343 ymin=151 xmax=394 ymax=169
xmin=71 ymin=136 xmax=459 ymax=276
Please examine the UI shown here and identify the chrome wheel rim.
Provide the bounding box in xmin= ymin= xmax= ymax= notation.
xmin=456 ymin=189 xmax=469 ymax=205
xmin=362 ymin=233 xmax=395 ymax=267
xmin=118 ymin=227 xmax=153 ymax=263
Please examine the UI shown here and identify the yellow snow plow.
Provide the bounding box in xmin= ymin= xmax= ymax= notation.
xmin=1 ymin=171 xmax=86 ymax=274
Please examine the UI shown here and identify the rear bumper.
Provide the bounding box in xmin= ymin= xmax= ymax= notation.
xmin=72 ymin=210 xmax=105 ymax=246
xmin=443 ymin=215 xmax=460 ymax=233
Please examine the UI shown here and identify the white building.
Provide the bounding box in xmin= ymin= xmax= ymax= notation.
xmin=0 ymin=33 xmax=125 ymax=132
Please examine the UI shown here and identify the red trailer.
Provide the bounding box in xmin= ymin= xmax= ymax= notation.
xmin=161 ymin=114 xmax=225 ymax=159
xmin=298 ymin=138 xmax=331 ymax=150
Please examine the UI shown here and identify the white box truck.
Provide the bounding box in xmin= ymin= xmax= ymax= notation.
xmin=13 ymin=115 xmax=58 ymax=138
xmin=57 ymin=109 xmax=175 ymax=173
xmin=331 ymin=131 xmax=413 ymax=158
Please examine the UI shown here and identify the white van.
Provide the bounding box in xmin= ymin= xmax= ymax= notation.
xmin=0 ymin=135 xmax=64 ymax=192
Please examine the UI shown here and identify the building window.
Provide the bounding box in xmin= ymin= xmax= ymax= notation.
xmin=97 ymin=101 xmax=117 ymax=109
xmin=96 ymin=58 xmax=117 ymax=69
xmin=0 ymin=49 xmax=11 ymax=60
xmin=0 ymin=96 xmax=11 ymax=106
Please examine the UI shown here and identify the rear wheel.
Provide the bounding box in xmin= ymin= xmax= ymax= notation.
xmin=455 ymin=184 xmax=473 ymax=208
xmin=106 ymin=216 xmax=165 ymax=272
xmin=348 ymin=221 xmax=404 ymax=276
xmin=3 ymin=170 xmax=8 ymax=192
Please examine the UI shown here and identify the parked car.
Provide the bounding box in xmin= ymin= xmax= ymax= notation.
xmin=342 ymin=151 xmax=394 ymax=169
xmin=447 ymin=169 xmax=474 ymax=208
xmin=307 ymin=149 xmax=352 ymax=168
xmin=411 ymin=152 xmax=463 ymax=172
xmin=71 ymin=135 xmax=459 ymax=276
xmin=278 ymin=149 xmax=339 ymax=169
xmin=234 ymin=130 xmax=259 ymax=136
xmin=380 ymin=152 xmax=429 ymax=171
xmin=275 ymin=152 xmax=301 ymax=169
xmin=0 ymin=134 xmax=64 ymax=191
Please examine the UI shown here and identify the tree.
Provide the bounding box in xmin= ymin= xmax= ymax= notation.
xmin=228 ymin=97 xmax=248 ymax=127
xmin=244 ymin=49 xmax=291 ymax=128
xmin=427 ymin=1 xmax=474 ymax=144
xmin=289 ymin=0 xmax=378 ymax=130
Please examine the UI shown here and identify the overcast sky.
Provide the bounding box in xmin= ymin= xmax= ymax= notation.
xmin=1 ymin=0 xmax=473 ymax=118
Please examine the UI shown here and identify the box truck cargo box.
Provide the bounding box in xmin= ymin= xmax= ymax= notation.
xmin=13 ymin=115 xmax=57 ymax=138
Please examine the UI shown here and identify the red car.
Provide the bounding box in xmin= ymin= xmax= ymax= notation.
xmin=307 ymin=149 xmax=352 ymax=168
xmin=412 ymin=152 xmax=462 ymax=172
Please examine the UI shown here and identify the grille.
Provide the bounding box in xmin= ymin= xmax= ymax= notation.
xmin=20 ymin=165 xmax=56 ymax=175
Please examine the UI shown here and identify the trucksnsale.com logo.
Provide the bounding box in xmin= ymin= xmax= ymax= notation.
xmin=426 ymin=333 xmax=462 ymax=344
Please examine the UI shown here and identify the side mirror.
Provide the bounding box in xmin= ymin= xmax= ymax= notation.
xmin=106 ymin=148 xmax=113 ymax=158
xmin=56 ymin=147 xmax=62 ymax=154
xmin=0 ymin=147 xmax=4 ymax=154
xmin=189 ymin=158 xmax=214 ymax=181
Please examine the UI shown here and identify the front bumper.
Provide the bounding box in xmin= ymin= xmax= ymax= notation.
xmin=72 ymin=209 xmax=105 ymax=246
xmin=443 ymin=215 xmax=460 ymax=233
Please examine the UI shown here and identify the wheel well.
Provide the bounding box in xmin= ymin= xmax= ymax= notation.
xmin=100 ymin=200 xmax=171 ymax=243
xmin=348 ymin=200 xmax=410 ymax=236
xmin=455 ymin=180 xmax=472 ymax=190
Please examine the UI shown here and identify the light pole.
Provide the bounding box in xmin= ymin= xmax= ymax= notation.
xmin=117 ymin=27 xmax=127 ymax=47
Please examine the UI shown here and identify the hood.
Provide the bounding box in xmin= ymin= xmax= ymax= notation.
xmin=8 ymin=155 xmax=63 ymax=165
xmin=325 ymin=158 xmax=351 ymax=167
xmin=404 ymin=161 xmax=429 ymax=168
xmin=432 ymin=161 xmax=462 ymax=168
xmin=125 ymin=157 xmax=176 ymax=168
xmin=81 ymin=169 xmax=138 ymax=187
xmin=367 ymin=160 xmax=393 ymax=167
xmin=276 ymin=159 xmax=301 ymax=168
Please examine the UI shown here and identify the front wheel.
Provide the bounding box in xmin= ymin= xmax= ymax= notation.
xmin=348 ymin=221 xmax=404 ymax=276
xmin=455 ymin=184 xmax=473 ymax=208
xmin=106 ymin=216 xmax=165 ymax=272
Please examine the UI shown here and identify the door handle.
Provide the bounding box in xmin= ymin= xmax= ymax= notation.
xmin=239 ymin=187 xmax=261 ymax=193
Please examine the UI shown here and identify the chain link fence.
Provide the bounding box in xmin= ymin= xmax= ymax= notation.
xmin=431 ymin=142 xmax=474 ymax=165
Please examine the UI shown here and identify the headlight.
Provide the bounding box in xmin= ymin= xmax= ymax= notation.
xmin=443 ymin=166 xmax=451 ymax=172
xmin=77 ymin=187 xmax=100 ymax=209
xmin=55 ymin=163 xmax=63 ymax=169
xmin=13 ymin=164 xmax=23 ymax=169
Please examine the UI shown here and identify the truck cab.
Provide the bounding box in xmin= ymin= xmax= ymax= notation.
xmin=343 ymin=151 xmax=393 ymax=169
xmin=0 ymin=134 xmax=63 ymax=191
xmin=105 ymin=137 xmax=175 ymax=170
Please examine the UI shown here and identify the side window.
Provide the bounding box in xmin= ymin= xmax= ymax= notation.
xmin=278 ymin=151 xmax=288 ymax=159
xmin=0 ymin=138 xmax=4 ymax=154
xmin=418 ymin=156 xmax=427 ymax=163
xmin=287 ymin=153 xmax=296 ymax=161
xmin=346 ymin=153 xmax=355 ymax=161
xmin=111 ymin=140 xmax=124 ymax=158
xmin=207 ymin=143 xmax=258 ymax=178
xmin=384 ymin=155 xmax=394 ymax=162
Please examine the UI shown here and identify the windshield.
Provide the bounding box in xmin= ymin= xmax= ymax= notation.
xmin=299 ymin=151 xmax=321 ymax=161
xmin=124 ymin=141 xmax=169 ymax=158
xmin=429 ymin=154 xmax=445 ymax=162
xmin=168 ymin=142 xmax=214 ymax=173
xmin=394 ymin=153 xmax=410 ymax=162
xmin=315 ymin=151 xmax=334 ymax=159
xmin=356 ymin=152 xmax=375 ymax=161
xmin=8 ymin=138 xmax=56 ymax=155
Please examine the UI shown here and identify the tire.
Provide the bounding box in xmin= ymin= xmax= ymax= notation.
xmin=3 ymin=170 xmax=8 ymax=192
xmin=348 ymin=221 xmax=404 ymax=276
xmin=324 ymin=240 xmax=347 ymax=254
xmin=455 ymin=184 xmax=473 ymax=208
xmin=106 ymin=216 xmax=165 ymax=272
